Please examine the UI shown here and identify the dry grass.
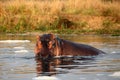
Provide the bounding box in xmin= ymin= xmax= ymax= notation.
xmin=0 ymin=0 xmax=120 ymax=34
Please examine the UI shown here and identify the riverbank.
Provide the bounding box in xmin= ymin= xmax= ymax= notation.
xmin=1 ymin=31 xmax=120 ymax=37
xmin=0 ymin=0 xmax=120 ymax=35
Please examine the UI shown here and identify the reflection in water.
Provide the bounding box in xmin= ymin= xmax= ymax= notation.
xmin=35 ymin=56 xmax=96 ymax=77
xmin=35 ymin=58 xmax=56 ymax=76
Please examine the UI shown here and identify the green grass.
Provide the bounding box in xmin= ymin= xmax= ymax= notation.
xmin=0 ymin=0 xmax=120 ymax=35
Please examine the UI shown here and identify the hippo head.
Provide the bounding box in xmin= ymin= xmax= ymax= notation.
xmin=34 ymin=34 xmax=57 ymax=59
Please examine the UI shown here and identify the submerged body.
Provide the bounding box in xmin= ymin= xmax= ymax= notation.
xmin=34 ymin=34 xmax=105 ymax=59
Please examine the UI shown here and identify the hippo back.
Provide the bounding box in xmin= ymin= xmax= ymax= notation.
xmin=60 ymin=39 xmax=105 ymax=56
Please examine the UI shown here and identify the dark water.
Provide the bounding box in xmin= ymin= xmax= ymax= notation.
xmin=0 ymin=34 xmax=120 ymax=80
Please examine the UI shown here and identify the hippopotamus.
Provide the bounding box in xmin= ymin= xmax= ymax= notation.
xmin=34 ymin=34 xmax=105 ymax=59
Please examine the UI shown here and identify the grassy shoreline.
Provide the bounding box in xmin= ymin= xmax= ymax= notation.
xmin=0 ymin=0 xmax=120 ymax=35
xmin=1 ymin=30 xmax=119 ymax=37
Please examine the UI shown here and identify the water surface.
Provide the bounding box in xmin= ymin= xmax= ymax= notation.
xmin=0 ymin=34 xmax=120 ymax=80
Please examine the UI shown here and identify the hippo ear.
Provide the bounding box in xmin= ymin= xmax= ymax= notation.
xmin=49 ymin=33 xmax=55 ymax=40
xmin=36 ymin=35 xmax=40 ymax=41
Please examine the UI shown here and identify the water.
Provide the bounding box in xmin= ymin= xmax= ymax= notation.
xmin=0 ymin=34 xmax=120 ymax=80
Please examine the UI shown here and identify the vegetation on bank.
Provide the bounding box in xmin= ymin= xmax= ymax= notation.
xmin=0 ymin=0 xmax=120 ymax=35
